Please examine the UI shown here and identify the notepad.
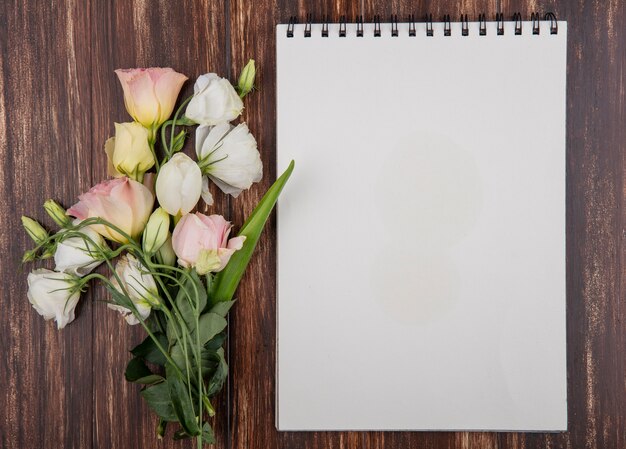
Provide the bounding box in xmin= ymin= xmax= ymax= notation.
xmin=276 ymin=16 xmax=567 ymax=431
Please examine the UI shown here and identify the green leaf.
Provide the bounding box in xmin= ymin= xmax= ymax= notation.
xmin=125 ymin=357 xmax=153 ymax=382
xmin=201 ymin=351 xmax=220 ymax=379
xmin=196 ymin=313 xmax=227 ymax=346
xmin=170 ymin=344 xmax=220 ymax=378
xmin=133 ymin=374 xmax=165 ymax=385
xmin=126 ymin=356 xmax=164 ymax=385
xmin=205 ymin=330 xmax=226 ymax=351
xmin=131 ymin=332 xmax=168 ymax=366
xmin=211 ymin=160 xmax=294 ymax=303
xmin=141 ymin=382 xmax=178 ymax=422
xmin=166 ymin=316 xmax=178 ymax=344
xmin=202 ymin=422 xmax=216 ymax=444
xmin=166 ymin=362 xmax=201 ymax=436
xmin=209 ymin=299 xmax=236 ymax=317
xmin=206 ymin=348 xmax=228 ymax=396
xmin=170 ymin=343 xmax=185 ymax=372
xmin=175 ymin=270 xmax=207 ymax=331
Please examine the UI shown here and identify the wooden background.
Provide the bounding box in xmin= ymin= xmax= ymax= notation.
xmin=1 ymin=0 xmax=624 ymax=448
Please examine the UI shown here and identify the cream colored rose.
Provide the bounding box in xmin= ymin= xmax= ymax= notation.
xmin=105 ymin=122 xmax=155 ymax=181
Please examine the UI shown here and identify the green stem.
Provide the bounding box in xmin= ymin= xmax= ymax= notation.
xmin=161 ymin=120 xmax=173 ymax=156
xmin=86 ymin=268 xmax=186 ymax=380
xmin=60 ymin=216 xmax=211 ymax=437
xmin=169 ymin=96 xmax=193 ymax=153
xmin=149 ymin=139 xmax=160 ymax=171
xmin=159 ymin=95 xmax=193 ymax=165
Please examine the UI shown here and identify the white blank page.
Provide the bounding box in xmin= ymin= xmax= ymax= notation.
xmin=276 ymin=20 xmax=567 ymax=431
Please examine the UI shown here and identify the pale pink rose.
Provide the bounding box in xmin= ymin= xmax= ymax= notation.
xmin=115 ymin=68 xmax=188 ymax=128
xmin=171 ymin=213 xmax=246 ymax=274
xmin=67 ymin=177 xmax=154 ymax=243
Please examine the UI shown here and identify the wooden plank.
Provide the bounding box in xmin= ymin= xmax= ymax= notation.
xmin=89 ymin=0 xmax=229 ymax=447
xmin=227 ymin=1 xmax=361 ymax=448
xmin=0 ymin=1 xmax=93 ymax=448
xmin=497 ymin=0 xmax=626 ymax=448
xmin=2 ymin=1 xmax=625 ymax=448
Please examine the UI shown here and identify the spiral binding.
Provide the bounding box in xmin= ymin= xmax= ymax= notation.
xmin=408 ymin=15 xmax=416 ymax=36
xmin=496 ymin=13 xmax=504 ymax=35
xmin=479 ymin=14 xmax=487 ymax=35
xmin=513 ymin=12 xmax=522 ymax=35
xmin=285 ymin=13 xmax=559 ymax=38
xmin=461 ymin=14 xmax=469 ymax=36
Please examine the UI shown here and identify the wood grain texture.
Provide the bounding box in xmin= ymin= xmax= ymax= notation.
xmin=0 ymin=1 xmax=93 ymax=448
xmin=1 ymin=0 xmax=624 ymax=448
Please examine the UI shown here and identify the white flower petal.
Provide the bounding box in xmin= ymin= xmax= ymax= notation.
xmin=198 ymin=123 xmax=232 ymax=160
xmin=201 ymin=123 xmax=263 ymax=196
xmin=27 ymin=269 xmax=81 ymax=329
xmin=54 ymin=221 xmax=108 ymax=276
xmin=201 ymin=176 xmax=214 ymax=205
xmin=156 ymin=153 xmax=202 ymax=215
xmin=185 ymin=73 xmax=243 ymax=126
xmin=195 ymin=125 xmax=211 ymax=159
xmin=108 ymin=254 xmax=159 ymax=325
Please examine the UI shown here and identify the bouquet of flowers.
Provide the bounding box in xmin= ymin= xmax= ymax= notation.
xmin=20 ymin=62 xmax=293 ymax=446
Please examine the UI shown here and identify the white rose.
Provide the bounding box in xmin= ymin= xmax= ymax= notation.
xmin=108 ymin=254 xmax=158 ymax=325
xmin=54 ymin=220 xmax=109 ymax=276
xmin=185 ymin=73 xmax=243 ymax=126
xmin=196 ymin=123 xmax=263 ymax=198
xmin=27 ymin=269 xmax=81 ymax=329
xmin=155 ymin=153 xmax=202 ymax=216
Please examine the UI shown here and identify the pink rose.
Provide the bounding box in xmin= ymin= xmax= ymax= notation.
xmin=68 ymin=177 xmax=154 ymax=243
xmin=115 ymin=68 xmax=188 ymax=129
xmin=172 ymin=213 xmax=246 ymax=274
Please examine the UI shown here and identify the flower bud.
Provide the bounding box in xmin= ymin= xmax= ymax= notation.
xmin=44 ymin=199 xmax=71 ymax=227
xmin=22 ymin=216 xmax=48 ymax=244
xmin=142 ymin=207 xmax=170 ymax=254
xmin=156 ymin=235 xmax=176 ymax=266
xmin=22 ymin=249 xmax=37 ymax=263
xmin=237 ymin=59 xmax=256 ymax=98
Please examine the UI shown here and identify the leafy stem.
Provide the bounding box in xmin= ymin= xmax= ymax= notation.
xmin=160 ymin=95 xmax=194 ymax=164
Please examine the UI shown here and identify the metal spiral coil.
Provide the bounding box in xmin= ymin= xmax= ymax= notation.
xmin=285 ymin=13 xmax=559 ymax=38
